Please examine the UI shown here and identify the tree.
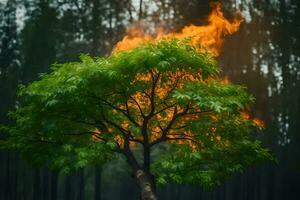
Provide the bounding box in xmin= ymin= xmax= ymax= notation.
xmin=2 ymin=39 xmax=272 ymax=200
xmin=21 ymin=0 xmax=58 ymax=83
xmin=0 ymin=0 xmax=20 ymax=123
xmin=0 ymin=1 xmax=21 ymax=199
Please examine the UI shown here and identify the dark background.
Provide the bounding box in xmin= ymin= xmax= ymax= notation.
xmin=0 ymin=0 xmax=299 ymax=199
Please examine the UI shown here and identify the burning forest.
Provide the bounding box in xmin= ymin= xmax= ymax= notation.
xmin=115 ymin=2 xmax=242 ymax=55
xmin=1 ymin=1 xmax=299 ymax=200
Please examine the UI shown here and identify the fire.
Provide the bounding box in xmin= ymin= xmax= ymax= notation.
xmin=114 ymin=2 xmax=243 ymax=56
xmin=92 ymin=128 xmax=102 ymax=141
xmin=253 ymin=118 xmax=265 ymax=128
xmin=240 ymin=111 xmax=250 ymax=120
xmin=240 ymin=112 xmax=265 ymax=128
xmin=221 ymin=76 xmax=231 ymax=84
xmin=90 ymin=2 xmax=265 ymax=150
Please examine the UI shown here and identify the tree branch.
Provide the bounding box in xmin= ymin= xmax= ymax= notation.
xmin=150 ymin=103 xmax=192 ymax=146
xmin=153 ymin=103 xmax=176 ymax=115
xmin=146 ymin=70 xmax=160 ymax=118
xmin=129 ymin=95 xmax=145 ymax=118
xmin=90 ymin=94 xmax=140 ymax=127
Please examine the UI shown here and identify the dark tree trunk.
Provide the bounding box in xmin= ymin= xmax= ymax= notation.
xmin=33 ymin=169 xmax=41 ymax=200
xmin=42 ymin=168 xmax=49 ymax=200
xmin=139 ymin=0 xmax=143 ymax=20
xmin=91 ymin=0 xmax=101 ymax=56
xmin=64 ymin=174 xmax=72 ymax=200
xmin=78 ymin=169 xmax=85 ymax=200
xmin=4 ymin=152 xmax=10 ymax=200
xmin=95 ymin=167 xmax=102 ymax=200
xmin=50 ymin=171 xmax=58 ymax=200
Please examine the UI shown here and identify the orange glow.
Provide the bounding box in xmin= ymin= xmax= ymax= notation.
xmin=221 ymin=76 xmax=231 ymax=84
xmin=114 ymin=135 xmax=125 ymax=147
xmin=240 ymin=112 xmax=265 ymax=128
xmin=240 ymin=111 xmax=250 ymax=120
xmin=253 ymin=118 xmax=265 ymax=128
xmin=114 ymin=2 xmax=243 ymax=55
xmin=92 ymin=128 xmax=101 ymax=141
xmin=92 ymin=128 xmax=126 ymax=147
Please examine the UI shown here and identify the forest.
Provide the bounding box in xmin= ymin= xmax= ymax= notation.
xmin=0 ymin=0 xmax=299 ymax=200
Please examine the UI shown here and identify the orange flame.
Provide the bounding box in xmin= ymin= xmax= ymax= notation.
xmin=240 ymin=111 xmax=250 ymax=120
xmin=253 ymin=118 xmax=265 ymax=128
xmin=114 ymin=2 xmax=243 ymax=56
xmin=92 ymin=128 xmax=102 ymax=141
xmin=240 ymin=112 xmax=265 ymax=129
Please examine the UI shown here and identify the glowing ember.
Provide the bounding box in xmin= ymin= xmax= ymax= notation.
xmin=253 ymin=118 xmax=265 ymax=128
xmin=114 ymin=2 xmax=243 ymax=56
xmin=240 ymin=111 xmax=250 ymax=120
xmin=92 ymin=128 xmax=101 ymax=141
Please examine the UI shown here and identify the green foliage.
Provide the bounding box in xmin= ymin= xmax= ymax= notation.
xmin=152 ymin=140 xmax=273 ymax=188
xmin=2 ymin=39 xmax=272 ymax=188
xmin=173 ymin=81 xmax=254 ymax=112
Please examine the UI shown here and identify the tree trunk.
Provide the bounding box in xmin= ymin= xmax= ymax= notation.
xmin=33 ymin=169 xmax=41 ymax=200
xmin=139 ymin=0 xmax=143 ymax=20
xmin=64 ymin=174 xmax=72 ymax=200
xmin=134 ymin=170 xmax=157 ymax=200
xmin=78 ymin=169 xmax=85 ymax=200
xmin=42 ymin=168 xmax=49 ymax=200
xmin=94 ymin=167 xmax=102 ymax=200
xmin=124 ymin=141 xmax=156 ymax=200
xmin=50 ymin=171 xmax=58 ymax=200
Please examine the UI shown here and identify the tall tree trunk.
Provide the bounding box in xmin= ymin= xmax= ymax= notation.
xmin=125 ymin=147 xmax=157 ymax=200
xmin=78 ymin=169 xmax=85 ymax=200
xmin=91 ymin=0 xmax=101 ymax=56
xmin=143 ymin=144 xmax=156 ymax=194
xmin=42 ymin=168 xmax=49 ymax=200
xmin=5 ymin=151 xmax=10 ymax=200
xmin=134 ymin=170 xmax=157 ymax=200
xmin=50 ymin=171 xmax=58 ymax=200
xmin=139 ymin=0 xmax=143 ymax=20
xmin=94 ymin=167 xmax=101 ymax=200
xmin=64 ymin=174 xmax=72 ymax=200
xmin=33 ymin=169 xmax=41 ymax=200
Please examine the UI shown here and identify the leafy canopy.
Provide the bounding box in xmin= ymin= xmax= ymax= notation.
xmin=2 ymin=39 xmax=272 ymax=187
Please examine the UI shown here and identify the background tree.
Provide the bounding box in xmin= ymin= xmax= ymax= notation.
xmin=0 ymin=1 xmax=21 ymax=199
xmin=2 ymin=39 xmax=272 ymax=200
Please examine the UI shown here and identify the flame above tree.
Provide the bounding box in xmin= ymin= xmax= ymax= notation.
xmin=114 ymin=2 xmax=243 ymax=55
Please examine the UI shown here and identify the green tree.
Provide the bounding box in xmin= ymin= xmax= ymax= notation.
xmin=2 ymin=39 xmax=272 ymax=200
